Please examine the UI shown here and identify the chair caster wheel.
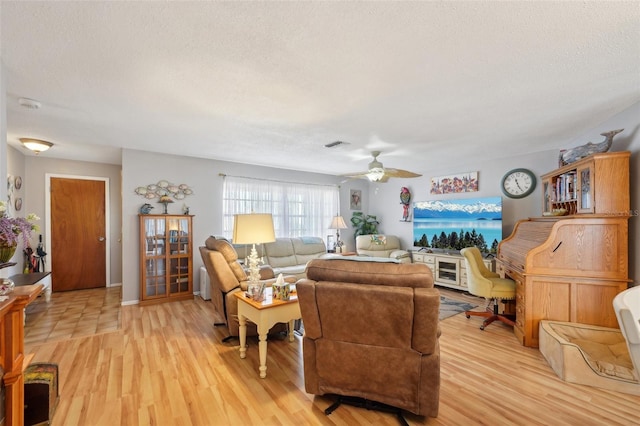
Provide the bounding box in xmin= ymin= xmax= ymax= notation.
xmin=479 ymin=325 xmax=485 ymax=330
xmin=465 ymin=314 xmax=470 ymax=319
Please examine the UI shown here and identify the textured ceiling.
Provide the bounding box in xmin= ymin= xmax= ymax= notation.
xmin=1 ymin=1 xmax=639 ymax=177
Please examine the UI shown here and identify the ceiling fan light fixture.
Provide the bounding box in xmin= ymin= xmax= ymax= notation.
xmin=366 ymin=167 xmax=385 ymax=182
xmin=20 ymin=138 xmax=53 ymax=154
xmin=341 ymin=150 xmax=421 ymax=183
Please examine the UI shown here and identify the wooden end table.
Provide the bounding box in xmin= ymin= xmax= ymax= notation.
xmin=233 ymin=287 xmax=301 ymax=378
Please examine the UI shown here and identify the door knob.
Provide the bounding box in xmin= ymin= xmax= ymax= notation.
xmin=98 ymin=236 xmax=106 ymax=242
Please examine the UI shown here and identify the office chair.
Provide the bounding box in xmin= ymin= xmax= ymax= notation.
xmin=461 ymin=247 xmax=516 ymax=330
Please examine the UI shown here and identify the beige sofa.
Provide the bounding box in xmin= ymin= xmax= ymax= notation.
xmin=235 ymin=237 xmax=327 ymax=279
xmin=355 ymin=234 xmax=411 ymax=263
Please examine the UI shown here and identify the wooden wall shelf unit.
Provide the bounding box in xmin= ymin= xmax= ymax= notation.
xmin=139 ymin=214 xmax=194 ymax=305
xmin=412 ymin=251 xmax=495 ymax=291
xmin=499 ymin=151 xmax=630 ymax=348
xmin=541 ymin=151 xmax=630 ymax=216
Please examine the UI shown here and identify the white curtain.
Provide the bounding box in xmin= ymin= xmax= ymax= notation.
xmin=222 ymin=176 xmax=339 ymax=239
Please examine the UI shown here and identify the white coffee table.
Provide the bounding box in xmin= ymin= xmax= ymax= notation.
xmin=234 ymin=287 xmax=301 ymax=378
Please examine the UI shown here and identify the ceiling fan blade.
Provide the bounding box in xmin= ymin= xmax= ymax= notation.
xmin=383 ymin=168 xmax=422 ymax=178
xmin=340 ymin=171 xmax=370 ymax=179
xmin=339 ymin=152 xmax=421 ymax=182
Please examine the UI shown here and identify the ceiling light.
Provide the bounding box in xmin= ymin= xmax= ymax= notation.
xmin=20 ymin=138 xmax=53 ymax=154
xmin=366 ymin=167 xmax=385 ymax=182
xmin=18 ymin=98 xmax=42 ymax=110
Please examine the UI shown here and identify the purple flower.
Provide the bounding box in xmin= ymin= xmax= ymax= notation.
xmin=0 ymin=202 xmax=40 ymax=247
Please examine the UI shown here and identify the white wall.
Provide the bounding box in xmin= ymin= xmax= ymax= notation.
xmin=565 ymin=102 xmax=640 ymax=285
xmin=366 ymin=149 xmax=558 ymax=247
xmin=368 ymin=101 xmax=640 ymax=287
xmin=0 ymin=59 xmax=5 ymax=207
xmin=121 ymin=149 xmax=345 ymax=304
xmin=24 ymin=155 xmax=123 ymax=284
xmin=3 ymin=55 xmax=638 ymax=295
xmin=2 ymin=147 xmax=27 ymax=277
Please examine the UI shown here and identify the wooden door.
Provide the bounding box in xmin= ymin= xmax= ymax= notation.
xmin=51 ymin=178 xmax=106 ymax=291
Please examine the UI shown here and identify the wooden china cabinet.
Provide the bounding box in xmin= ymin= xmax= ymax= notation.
xmin=139 ymin=214 xmax=194 ymax=305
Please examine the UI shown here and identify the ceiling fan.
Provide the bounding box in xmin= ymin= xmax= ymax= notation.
xmin=342 ymin=151 xmax=422 ymax=183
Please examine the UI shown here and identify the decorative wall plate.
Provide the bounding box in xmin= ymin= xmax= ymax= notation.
xmin=134 ymin=180 xmax=194 ymax=201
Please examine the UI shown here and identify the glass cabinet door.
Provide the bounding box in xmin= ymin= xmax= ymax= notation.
xmin=168 ymin=217 xmax=191 ymax=295
xmin=145 ymin=258 xmax=166 ymax=297
xmin=542 ymin=180 xmax=551 ymax=213
xmin=577 ymin=165 xmax=594 ymax=213
xmin=142 ymin=217 xmax=168 ymax=298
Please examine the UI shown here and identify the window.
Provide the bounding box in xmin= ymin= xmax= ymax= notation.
xmin=222 ymin=176 xmax=339 ymax=239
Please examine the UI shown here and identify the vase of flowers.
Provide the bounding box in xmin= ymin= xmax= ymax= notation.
xmin=0 ymin=201 xmax=40 ymax=264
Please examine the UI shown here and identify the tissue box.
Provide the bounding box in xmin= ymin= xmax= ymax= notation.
xmin=272 ymin=283 xmax=290 ymax=301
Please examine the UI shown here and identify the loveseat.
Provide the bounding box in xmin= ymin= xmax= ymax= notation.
xmin=355 ymin=234 xmax=411 ymax=263
xmin=297 ymin=258 xmax=441 ymax=418
xmin=235 ymin=237 xmax=327 ymax=279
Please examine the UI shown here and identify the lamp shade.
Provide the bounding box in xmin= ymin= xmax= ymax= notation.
xmin=329 ymin=215 xmax=348 ymax=230
xmin=233 ymin=213 xmax=276 ymax=245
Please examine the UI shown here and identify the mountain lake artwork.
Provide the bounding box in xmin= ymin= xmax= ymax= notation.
xmin=413 ymin=197 xmax=502 ymax=253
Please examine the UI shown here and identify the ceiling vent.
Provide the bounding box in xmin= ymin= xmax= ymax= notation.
xmin=325 ymin=141 xmax=350 ymax=148
xmin=18 ymin=98 xmax=42 ymax=110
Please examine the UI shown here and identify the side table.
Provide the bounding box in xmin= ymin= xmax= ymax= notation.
xmin=234 ymin=287 xmax=301 ymax=378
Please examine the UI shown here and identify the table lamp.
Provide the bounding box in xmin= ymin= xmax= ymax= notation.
xmin=329 ymin=215 xmax=348 ymax=253
xmin=158 ymin=195 xmax=174 ymax=214
xmin=233 ymin=214 xmax=276 ymax=298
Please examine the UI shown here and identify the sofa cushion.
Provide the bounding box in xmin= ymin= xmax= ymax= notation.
xmin=272 ymin=264 xmax=307 ymax=279
xmin=292 ymin=237 xmax=326 ymax=265
xmin=232 ymin=243 xmax=252 ymax=261
xmin=264 ymin=238 xmax=297 ymax=268
xmin=305 ymin=258 xmax=433 ymax=288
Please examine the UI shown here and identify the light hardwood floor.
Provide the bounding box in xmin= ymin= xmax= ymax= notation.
xmin=25 ymin=287 xmax=121 ymax=345
xmin=24 ymin=287 xmax=639 ymax=426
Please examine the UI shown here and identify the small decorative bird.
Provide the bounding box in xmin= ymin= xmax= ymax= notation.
xmin=139 ymin=203 xmax=154 ymax=214
xmin=400 ymin=187 xmax=412 ymax=221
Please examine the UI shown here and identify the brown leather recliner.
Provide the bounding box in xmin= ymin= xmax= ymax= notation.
xmin=297 ymin=258 xmax=441 ymax=418
xmin=199 ymin=236 xmax=287 ymax=338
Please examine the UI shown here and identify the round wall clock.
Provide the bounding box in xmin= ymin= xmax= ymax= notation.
xmin=501 ymin=168 xmax=537 ymax=199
